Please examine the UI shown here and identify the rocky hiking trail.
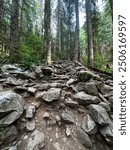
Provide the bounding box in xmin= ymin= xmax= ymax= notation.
xmin=0 ymin=61 xmax=113 ymax=150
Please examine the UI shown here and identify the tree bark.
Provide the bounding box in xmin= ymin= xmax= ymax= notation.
xmin=10 ymin=0 xmax=20 ymax=62
xmin=57 ymin=0 xmax=62 ymax=59
xmin=0 ymin=0 xmax=4 ymax=36
xmin=86 ymin=0 xmax=94 ymax=67
xmin=109 ymin=0 xmax=113 ymax=19
xmin=74 ymin=0 xmax=80 ymax=61
xmin=44 ymin=0 xmax=51 ymax=65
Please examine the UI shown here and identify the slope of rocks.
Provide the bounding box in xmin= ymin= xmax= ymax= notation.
xmin=0 ymin=61 xmax=113 ymax=150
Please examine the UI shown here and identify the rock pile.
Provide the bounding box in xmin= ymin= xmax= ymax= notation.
xmin=0 ymin=62 xmax=113 ymax=150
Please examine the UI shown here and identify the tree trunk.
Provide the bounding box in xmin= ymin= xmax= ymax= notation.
xmin=74 ymin=0 xmax=80 ymax=61
xmin=57 ymin=0 xmax=62 ymax=59
xmin=10 ymin=0 xmax=20 ymax=62
xmin=86 ymin=0 xmax=94 ymax=67
xmin=44 ymin=0 xmax=51 ymax=65
xmin=0 ymin=0 xmax=4 ymax=36
xmin=109 ymin=0 xmax=113 ymax=19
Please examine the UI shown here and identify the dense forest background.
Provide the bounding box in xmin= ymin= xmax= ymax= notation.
xmin=0 ymin=0 xmax=113 ymax=72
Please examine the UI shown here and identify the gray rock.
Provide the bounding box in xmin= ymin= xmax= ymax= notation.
xmin=64 ymin=98 xmax=79 ymax=108
xmin=42 ymin=88 xmax=61 ymax=102
xmin=65 ymin=127 xmax=71 ymax=137
xmin=61 ymin=113 xmax=75 ymax=124
xmin=85 ymin=82 xmax=98 ymax=96
xmin=15 ymin=71 xmax=35 ymax=80
xmin=1 ymin=64 xmax=22 ymax=73
xmin=0 ymin=91 xmax=24 ymax=127
xmin=74 ymin=91 xmax=100 ymax=105
xmin=0 ymin=125 xmax=17 ymax=145
xmin=66 ymin=78 xmax=78 ymax=86
xmin=76 ymin=129 xmax=92 ymax=148
xmin=99 ymin=102 xmax=111 ymax=112
xmin=82 ymin=114 xmax=98 ymax=135
xmin=99 ymin=124 xmax=113 ymax=145
xmin=35 ymin=91 xmax=45 ymax=100
xmin=38 ymin=84 xmax=50 ymax=91
xmin=5 ymin=77 xmax=22 ymax=86
xmin=25 ymin=130 xmax=45 ymax=150
xmin=26 ymin=120 xmax=36 ymax=131
xmin=88 ymin=104 xmax=112 ymax=126
xmin=97 ymin=83 xmax=112 ymax=95
xmin=14 ymin=86 xmax=27 ymax=92
xmin=43 ymin=112 xmax=50 ymax=119
xmin=41 ymin=66 xmax=53 ymax=76
xmin=55 ymin=115 xmax=61 ymax=122
xmin=26 ymin=106 xmax=36 ymax=119
xmin=77 ymin=71 xmax=92 ymax=81
xmin=28 ymin=87 xmax=37 ymax=95
xmin=8 ymin=146 xmax=18 ymax=150
xmin=35 ymin=66 xmax=43 ymax=78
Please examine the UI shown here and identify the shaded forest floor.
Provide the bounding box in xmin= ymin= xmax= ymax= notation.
xmin=0 ymin=61 xmax=113 ymax=150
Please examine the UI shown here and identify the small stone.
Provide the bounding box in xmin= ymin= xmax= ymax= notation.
xmin=55 ymin=115 xmax=61 ymax=122
xmin=42 ymin=88 xmax=61 ymax=102
xmin=43 ymin=112 xmax=50 ymax=119
xmin=8 ymin=146 xmax=17 ymax=150
xmin=26 ymin=106 xmax=36 ymax=119
xmin=66 ymin=127 xmax=71 ymax=137
xmin=65 ymin=98 xmax=79 ymax=108
xmin=28 ymin=87 xmax=37 ymax=95
xmin=26 ymin=120 xmax=35 ymax=131
xmin=35 ymin=91 xmax=45 ymax=100
xmin=61 ymin=113 xmax=75 ymax=124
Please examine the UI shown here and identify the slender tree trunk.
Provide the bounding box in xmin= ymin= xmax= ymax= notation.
xmin=44 ymin=0 xmax=51 ymax=65
xmin=86 ymin=0 xmax=94 ymax=67
xmin=74 ymin=0 xmax=80 ymax=61
xmin=57 ymin=0 xmax=61 ymax=59
xmin=68 ymin=0 xmax=71 ymax=60
xmin=10 ymin=0 xmax=20 ymax=62
xmin=0 ymin=0 xmax=4 ymax=36
xmin=109 ymin=0 xmax=113 ymax=19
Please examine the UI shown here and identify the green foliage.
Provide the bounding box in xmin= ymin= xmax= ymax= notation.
xmin=94 ymin=51 xmax=112 ymax=73
xmin=19 ymin=34 xmax=43 ymax=67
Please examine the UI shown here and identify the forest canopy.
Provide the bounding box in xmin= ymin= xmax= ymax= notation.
xmin=0 ymin=0 xmax=113 ymax=72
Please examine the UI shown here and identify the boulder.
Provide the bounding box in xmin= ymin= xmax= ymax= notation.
xmin=85 ymin=82 xmax=98 ymax=96
xmin=82 ymin=114 xmax=98 ymax=135
xmin=76 ymin=128 xmax=92 ymax=148
xmin=74 ymin=91 xmax=100 ymax=105
xmin=88 ymin=104 xmax=112 ymax=126
xmin=1 ymin=64 xmax=22 ymax=73
xmin=99 ymin=124 xmax=113 ymax=145
xmin=0 ymin=125 xmax=18 ymax=145
xmin=25 ymin=130 xmax=45 ymax=150
xmin=42 ymin=88 xmax=61 ymax=102
xmin=0 ymin=91 xmax=24 ymax=127
xmin=77 ymin=71 xmax=92 ymax=81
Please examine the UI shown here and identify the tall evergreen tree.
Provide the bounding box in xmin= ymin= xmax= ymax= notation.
xmin=44 ymin=0 xmax=51 ymax=65
xmin=86 ymin=0 xmax=94 ymax=67
xmin=74 ymin=0 xmax=80 ymax=61
xmin=10 ymin=0 xmax=20 ymax=62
